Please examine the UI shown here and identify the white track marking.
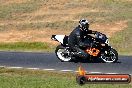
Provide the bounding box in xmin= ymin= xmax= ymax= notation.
xmin=26 ymin=68 xmax=40 ymax=70
xmin=75 ymin=71 xmax=79 ymax=73
xmin=0 ymin=66 xmax=130 ymax=75
xmin=0 ymin=66 xmax=5 ymax=67
xmin=43 ymin=69 xmax=55 ymax=71
xmin=61 ymin=70 xmax=74 ymax=72
xmin=75 ymin=71 xmax=120 ymax=74
xmin=89 ymin=72 xmax=102 ymax=74
xmin=106 ymin=73 xmax=119 ymax=74
xmin=7 ymin=66 xmax=23 ymax=69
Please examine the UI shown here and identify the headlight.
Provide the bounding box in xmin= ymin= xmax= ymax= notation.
xmin=105 ymin=39 xmax=109 ymax=45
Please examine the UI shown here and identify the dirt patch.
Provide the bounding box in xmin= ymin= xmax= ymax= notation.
xmin=25 ymin=0 xmax=107 ymax=22
xmin=3 ymin=0 xmax=29 ymax=5
xmin=0 ymin=29 xmax=70 ymax=45
xmin=0 ymin=0 xmax=128 ymax=43
xmin=0 ymin=21 xmax=127 ymax=44
xmin=90 ymin=21 xmax=128 ymax=37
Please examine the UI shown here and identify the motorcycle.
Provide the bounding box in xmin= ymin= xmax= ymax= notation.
xmin=51 ymin=32 xmax=118 ymax=63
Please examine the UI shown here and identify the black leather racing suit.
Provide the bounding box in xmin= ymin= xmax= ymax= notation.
xmin=68 ymin=26 xmax=96 ymax=59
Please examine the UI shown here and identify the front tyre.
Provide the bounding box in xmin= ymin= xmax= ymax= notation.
xmin=100 ymin=48 xmax=118 ymax=63
xmin=55 ymin=45 xmax=72 ymax=62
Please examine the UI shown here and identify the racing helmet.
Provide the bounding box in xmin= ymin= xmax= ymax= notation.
xmin=79 ymin=19 xmax=89 ymax=31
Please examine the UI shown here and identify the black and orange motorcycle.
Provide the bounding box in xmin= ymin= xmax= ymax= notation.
xmin=51 ymin=32 xmax=118 ymax=63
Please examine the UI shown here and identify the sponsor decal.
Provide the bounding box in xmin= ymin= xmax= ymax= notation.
xmin=76 ymin=66 xmax=131 ymax=85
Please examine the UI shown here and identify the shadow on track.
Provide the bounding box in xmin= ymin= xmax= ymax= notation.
xmin=72 ymin=58 xmax=121 ymax=63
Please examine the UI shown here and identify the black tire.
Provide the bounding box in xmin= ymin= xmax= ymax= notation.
xmin=111 ymin=48 xmax=118 ymax=62
xmin=76 ymin=76 xmax=86 ymax=85
xmin=100 ymin=48 xmax=118 ymax=63
xmin=55 ymin=45 xmax=72 ymax=62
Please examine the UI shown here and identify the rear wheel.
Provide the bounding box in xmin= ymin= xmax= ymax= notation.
xmin=55 ymin=45 xmax=72 ymax=62
xmin=100 ymin=48 xmax=118 ymax=63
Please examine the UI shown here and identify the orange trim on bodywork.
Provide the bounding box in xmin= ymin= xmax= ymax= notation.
xmin=86 ymin=48 xmax=100 ymax=56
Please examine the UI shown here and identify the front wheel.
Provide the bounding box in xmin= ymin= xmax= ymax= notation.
xmin=99 ymin=48 xmax=118 ymax=63
xmin=55 ymin=45 xmax=72 ymax=62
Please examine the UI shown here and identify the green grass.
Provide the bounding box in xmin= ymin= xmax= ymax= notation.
xmin=110 ymin=21 xmax=132 ymax=55
xmin=0 ymin=0 xmax=132 ymax=55
xmin=69 ymin=0 xmax=132 ymax=55
xmin=75 ymin=1 xmax=132 ymax=23
xmin=0 ymin=42 xmax=55 ymax=52
xmin=17 ymin=21 xmax=77 ymax=30
xmin=31 ymin=14 xmax=70 ymax=21
xmin=0 ymin=0 xmax=50 ymax=20
xmin=0 ymin=68 xmax=131 ymax=88
xmin=105 ymin=1 xmax=132 ymax=55
xmin=0 ymin=21 xmax=77 ymax=31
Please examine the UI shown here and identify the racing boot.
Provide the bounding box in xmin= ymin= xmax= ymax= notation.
xmin=71 ymin=52 xmax=86 ymax=58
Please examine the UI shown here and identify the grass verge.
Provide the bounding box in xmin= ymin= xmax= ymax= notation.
xmin=0 ymin=21 xmax=77 ymax=31
xmin=0 ymin=42 xmax=55 ymax=52
xmin=0 ymin=67 xmax=131 ymax=88
xmin=110 ymin=21 xmax=132 ymax=55
xmin=17 ymin=21 xmax=77 ymax=30
xmin=0 ymin=0 xmax=131 ymax=55
xmin=0 ymin=0 xmax=41 ymax=20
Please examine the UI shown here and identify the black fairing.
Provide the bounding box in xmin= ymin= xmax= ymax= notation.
xmin=63 ymin=36 xmax=69 ymax=46
xmin=95 ymin=32 xmax=108 ymax=43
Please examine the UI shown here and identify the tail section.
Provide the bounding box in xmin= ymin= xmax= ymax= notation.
xmin=51 ymin=35 xmax=66 ymax=44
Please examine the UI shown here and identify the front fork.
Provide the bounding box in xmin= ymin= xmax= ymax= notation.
xmin=101 ymin=46 xmax=112 ymax=56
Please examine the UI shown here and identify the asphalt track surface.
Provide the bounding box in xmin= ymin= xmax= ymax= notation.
xmin=0 ymin=51 xmax=132 ymax=74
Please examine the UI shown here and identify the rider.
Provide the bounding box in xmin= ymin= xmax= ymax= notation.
xmin=68 ymin=19 xmax=97 ymax=59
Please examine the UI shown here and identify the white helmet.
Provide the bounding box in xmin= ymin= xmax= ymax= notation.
xmin=79 ymin=19 xmax=89 ymax=31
